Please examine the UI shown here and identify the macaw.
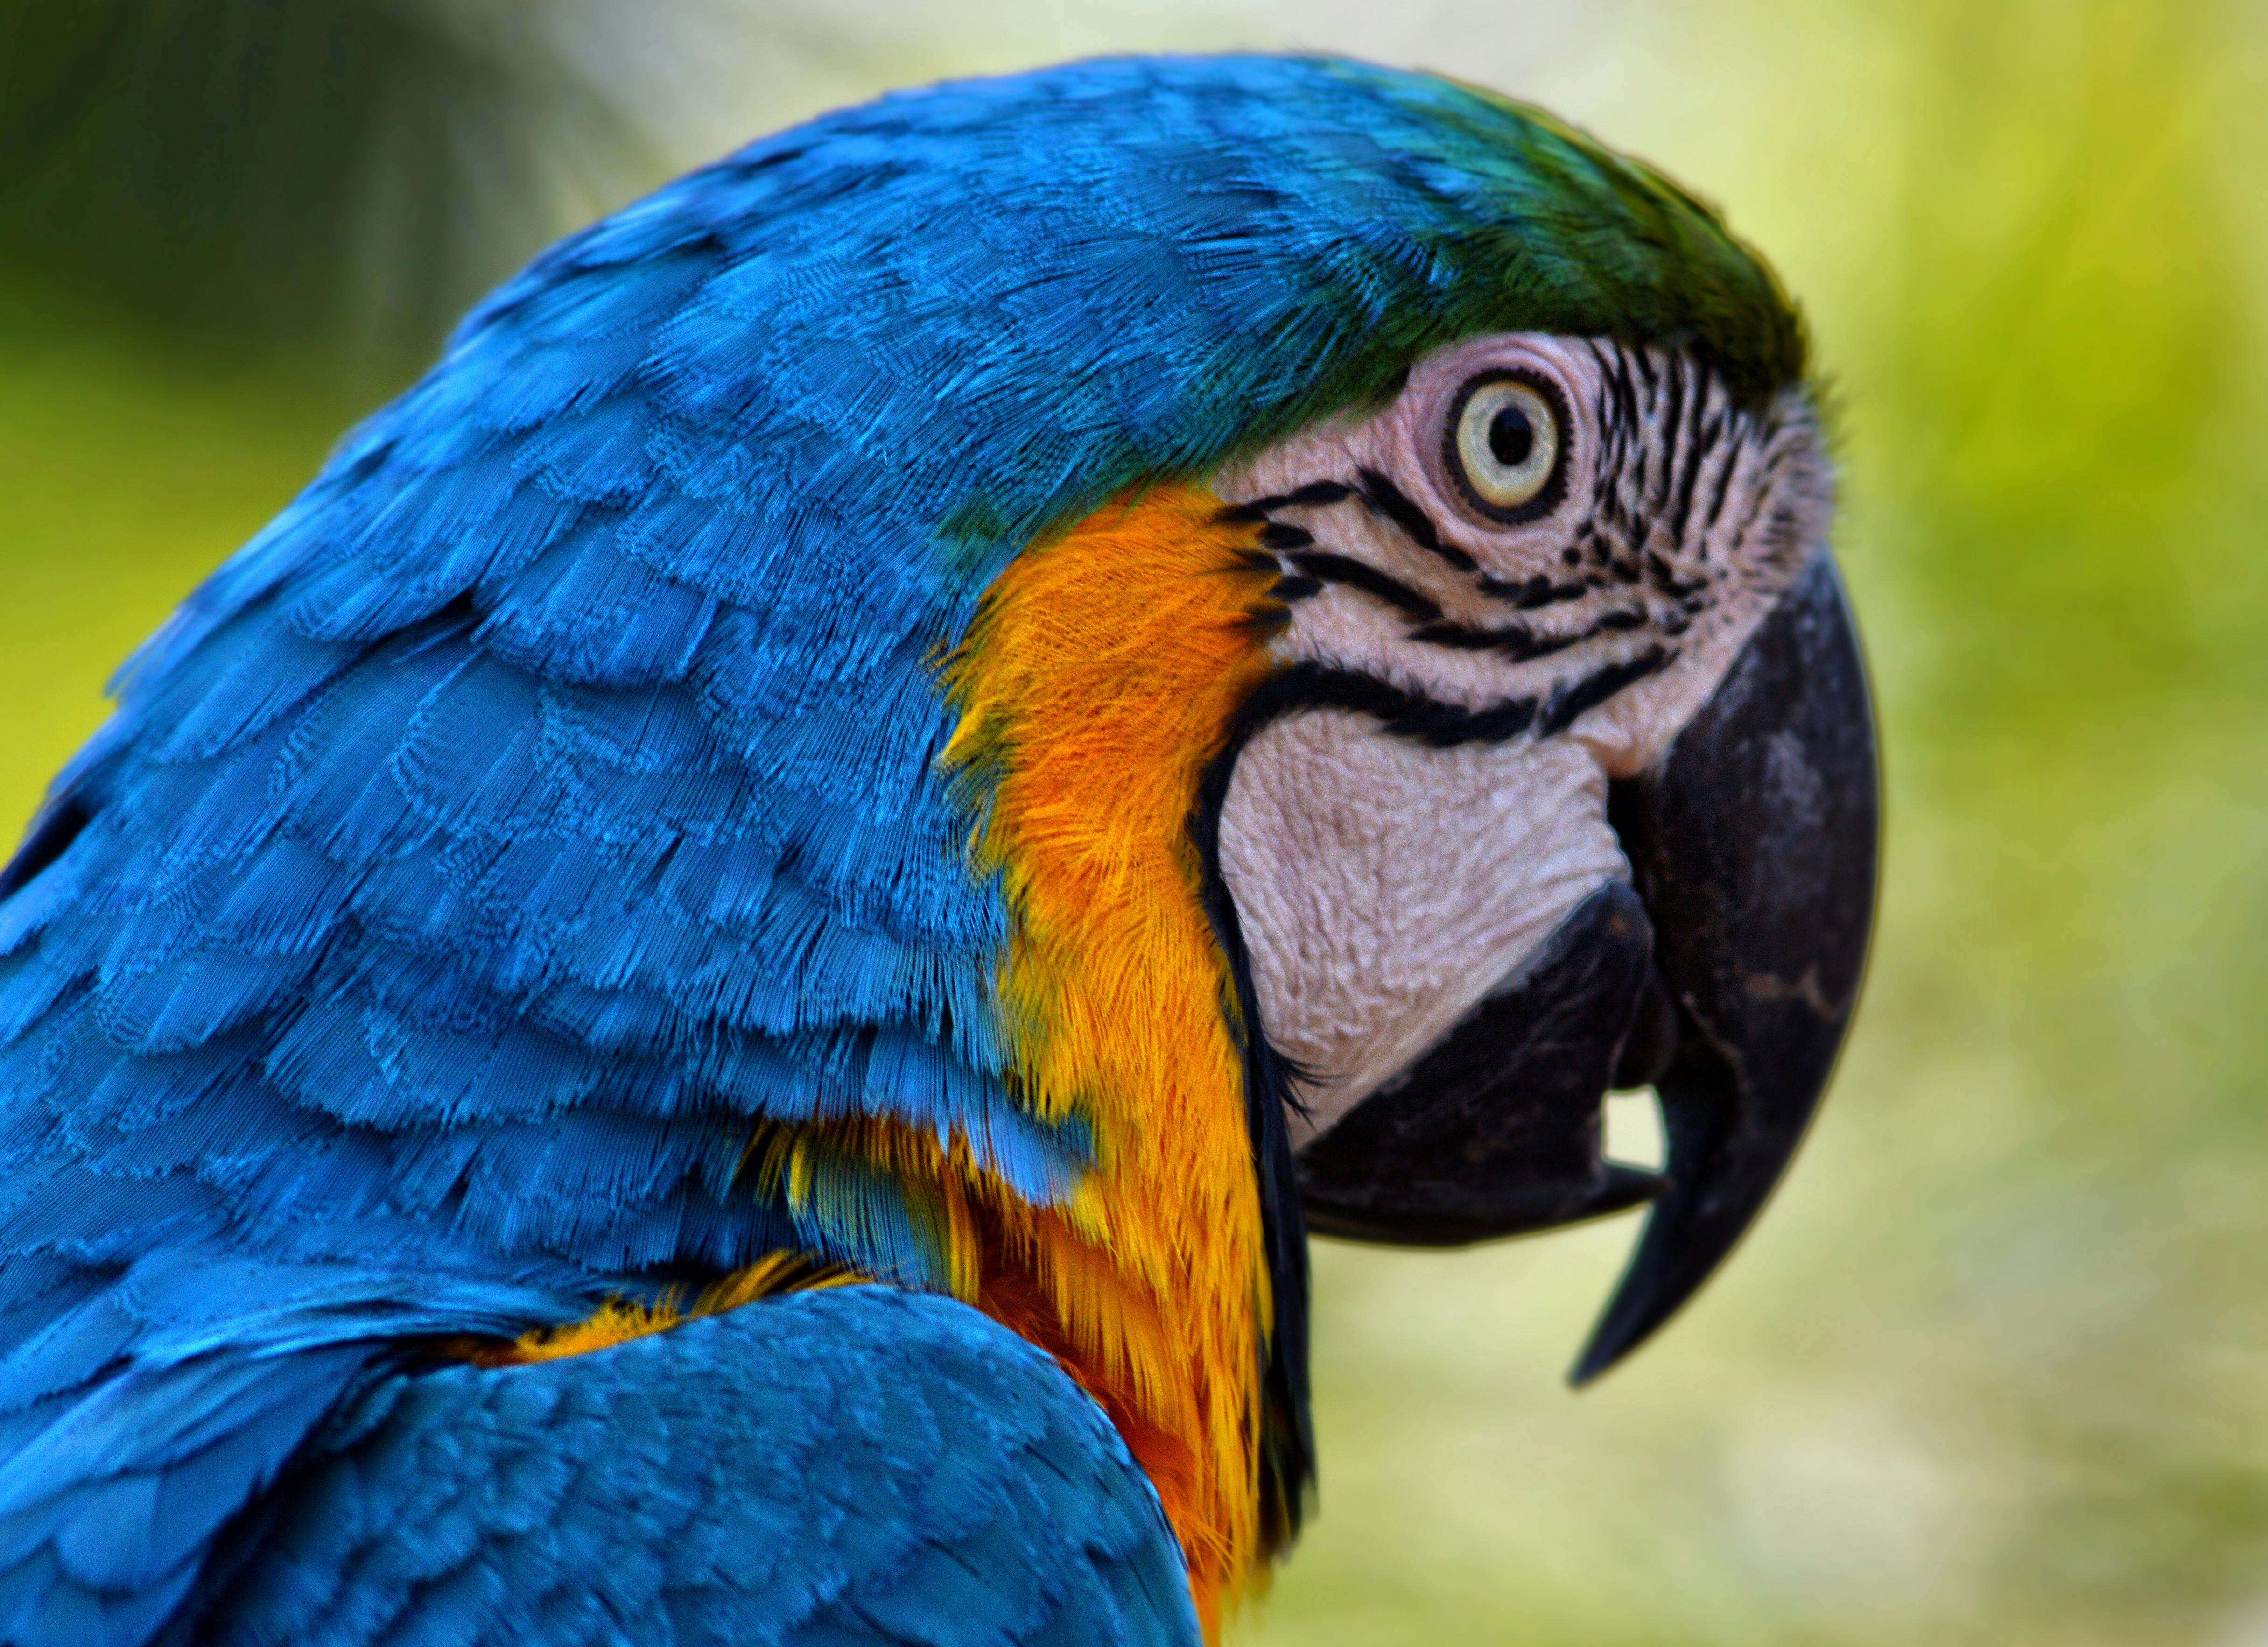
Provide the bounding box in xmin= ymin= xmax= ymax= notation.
xmin=0 ymin=53 xmax=1876 ymax=1647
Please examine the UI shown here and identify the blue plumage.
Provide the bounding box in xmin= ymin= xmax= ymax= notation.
xmin=176 ymin=1289 xmax=1197 ymax=1647
xmin=0 ymin=51 xmax=1797 ymax=1644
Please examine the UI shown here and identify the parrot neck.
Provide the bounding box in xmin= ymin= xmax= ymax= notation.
xmin=942 ymin=486 xmax=1285 ymax=1636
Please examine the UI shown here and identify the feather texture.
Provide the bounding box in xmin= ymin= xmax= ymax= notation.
xmin=940 ymin=486 xmax=1284 ymax=1629
xmin=180 ymin=1288 xmax=1201 ymax=1647
xmin=0 ymin=53 xmax=1809 ymax=1645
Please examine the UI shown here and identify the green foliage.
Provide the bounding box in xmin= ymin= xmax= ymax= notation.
xmin=0 ymin=0 xmax=668 ymax=368
xmin=0 ymin=319 xmax=349 ymax=811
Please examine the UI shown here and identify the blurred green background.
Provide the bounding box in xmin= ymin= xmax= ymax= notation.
xmin=2 ymin=1 xmax=2263 ymax=1641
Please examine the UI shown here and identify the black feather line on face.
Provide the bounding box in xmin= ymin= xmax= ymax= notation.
xmin=1355 ymin=467 xmax=1477 ymax=573
xmin=1404 ymin=619 xmax=1578 ymax=663
xmin=1478 ymin=573 xmax=1591 ymax=610
xmin=1189 ymin=687 xmax=1317 ymax=1556
xmin=1651 ymin=352 xmax=1687 ymax=517
xmin=1218 ymin=664 xmax=1547 ymax=771
xmin=1288 ymin=551 xmax=1443 ymax=621
xmin=1539 ymin=646 xmax=1672 ymax=734
xmin=1215 ymin=481 xmax=1357 ymax=525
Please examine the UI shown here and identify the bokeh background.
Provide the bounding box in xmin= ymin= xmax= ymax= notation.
xmin=3 ymin=2 xmax=2264 ymax=1641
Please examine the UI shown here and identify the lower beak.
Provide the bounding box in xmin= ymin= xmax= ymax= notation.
xmin=1293 ymin=551 xmax=1879 ymax=1383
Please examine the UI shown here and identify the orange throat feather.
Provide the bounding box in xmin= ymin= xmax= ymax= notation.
xmin=941 ymin=485 xmax=1284 ymax=1636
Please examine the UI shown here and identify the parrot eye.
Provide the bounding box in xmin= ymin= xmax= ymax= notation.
xmin=1445 ymin=372 xmax=1567 ymax=521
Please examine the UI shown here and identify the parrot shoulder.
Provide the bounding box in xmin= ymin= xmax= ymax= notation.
xmin=178 ymin=1286 xmax=1201 ymax=1647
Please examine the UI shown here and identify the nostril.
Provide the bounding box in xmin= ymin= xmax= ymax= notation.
xmin=1612 ymin=963 xmax=1679 ymax=1091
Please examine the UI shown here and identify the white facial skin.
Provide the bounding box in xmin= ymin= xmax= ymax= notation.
xmin=1211 ymin=332 xmax=1833 ymax=1145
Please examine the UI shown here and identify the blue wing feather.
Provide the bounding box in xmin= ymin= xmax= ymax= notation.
xmin=177 ymin=1290 xmax=1199 ymax=1647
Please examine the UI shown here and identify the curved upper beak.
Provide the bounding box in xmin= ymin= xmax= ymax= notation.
xmin=1293 ymin=550 xmax=1879 ymax=1384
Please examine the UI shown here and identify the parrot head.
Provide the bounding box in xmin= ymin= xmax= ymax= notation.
xmin=1213 ymin=330 xmax=1874 ymax=1384
xmin=891 ymin=59 xmax=1879 ymax=1622
xmin=911 ymin=57 xmax=1875 ymax=1612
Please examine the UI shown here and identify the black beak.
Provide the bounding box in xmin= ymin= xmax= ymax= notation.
xmin=1293 ymin=551 xmax=1879 ymax=1383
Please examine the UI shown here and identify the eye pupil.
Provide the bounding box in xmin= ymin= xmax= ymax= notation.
xmin=1447 ymin=373 xmax=1564 ymax=519
xmin=1488 ymin=406 xmax=1533 ymax=469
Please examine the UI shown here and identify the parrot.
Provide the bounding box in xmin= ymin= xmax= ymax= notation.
xmin=0 ymin=52 xmax=1877 ymax=1647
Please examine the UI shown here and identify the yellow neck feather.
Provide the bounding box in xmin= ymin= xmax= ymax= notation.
xmin=943 ymin=485 xmax=1279 ymax=1636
